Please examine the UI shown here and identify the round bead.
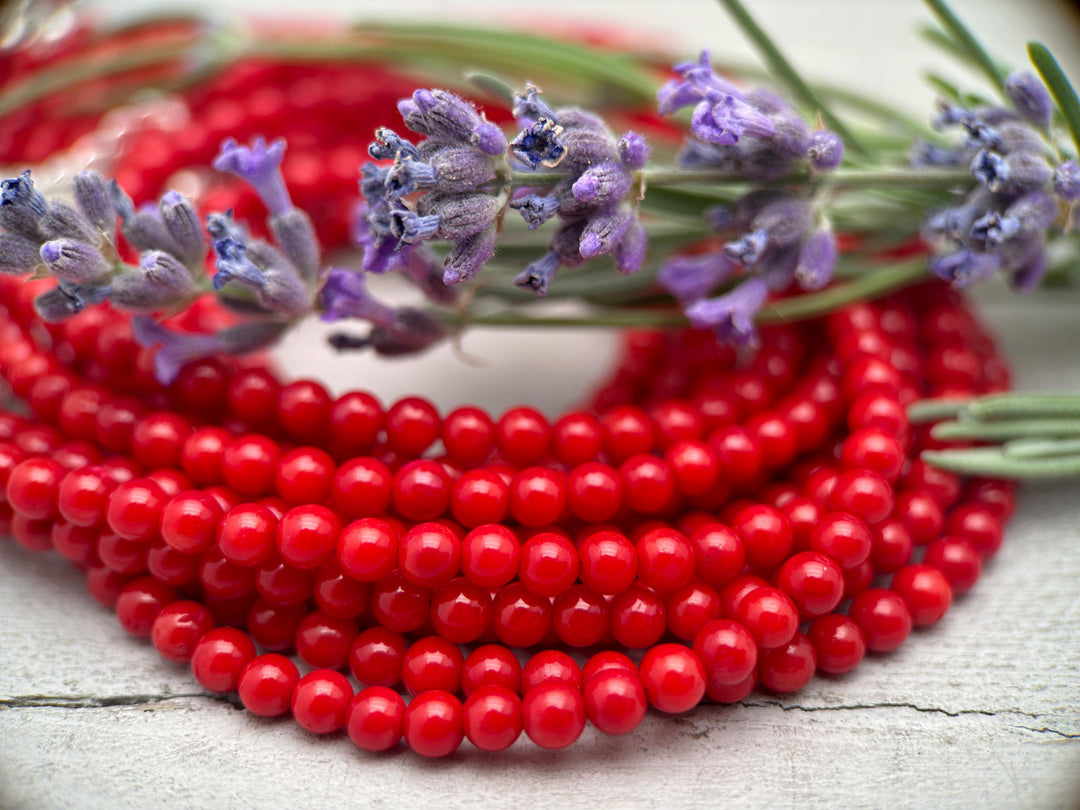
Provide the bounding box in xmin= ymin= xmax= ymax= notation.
xmin=733 ymin=505 xmax=793 ymax=571
xmin=776 ymin=551 xmax=845 ymax=619
xmin=291 ymin=669 xmax=353 ymax=734
xmin=106 ymin=478 xmax=167 ymax=543
xmin=151 ymin=600 xmax=214 ymax=663
xmin=809 ymin=512 xmax=872 ymax=570
xmin=808 ymin=614 xmax=866 ymax=675
xmin=190 ymin=627 xmax=257 ymax=693
xmin=441 ymin=406 xmax=496 ymax=466
xmin=609 ymin=584 xmax=665 ymax=649
xmin=392 ymin=460 xmax=451 ymax=522
xmin=401 ymin=636 xmax=465 ymax=696
xmin=552 ymin=585 xmax=610 ymax=647
xmin=349 ymin=627 xmax=407 ymax=688
xmin=371 ymin=571 xmax=430 ymax=634
xmin=461 ymin=524 xmax=520 ymax=588
xmin=566 ymin=462 xmax=623 ymax=522
xmin=398 ymin=522 xmax=461 ymax=588
xmin=509 ymin=467 xmax=566 ymax=528
xmin=338 ymin=518 xmax=399 ymax=582
xmin=830 ymin=469 xmax=894 ymax=525
xmin=945 ymin=503 xmax=1003 ymax=559
xmin=522 ymin=650 xmax=582 ymax=695
xmin=385 ymin=397 xmax=440 ymax=456
xmin=758 ymin=632 xmax=816 ymax=693
xmin=689 ymin=523 xmax=745 ymax=587
xmin=160 ymin=491 xmax=222 ymax=555
xmin=275 ymin=447 xmax=335 ymax=506
xmin=497 ymin=406 xmax=551 ymax=467
xmin=328 ymin=391 xmax=383 ymax=458
xmin=923 ymin=535 xmax=982 ymax=594
xmin=450 ymin=469 xmax=508 ymax=527
xmin=635 ymin=527 xmax=695 ymax=592
xmin=582 ymin=651 xmax=637 ymax=682
xmin=115 ymin=577 xmax=177 ymax=637
xmin=693 ymin=619 xmax=758 ymax=687
xmin=347 ymin=687 xmax=405 ymax=752
xmin=734 ymin=586 xmax=799 ymax=649
xmin=619 ymin=454 xmax=675 ymax=515
xmin=522 ymin=682 xmax=586 ymax=750
xmin=519 ymin=531 xmax=578 ymax=597
xmin=578 ymin=530 xmax=637 ymax=595
xmin=491 ymin=583 xmax=551 ymax=648
xmin=461 ymin=645 xmax=523 ymax=696
xmin=891 ymin=564 xmax=953 ymax=627
xmin=277 ymin=379 xmax=332 ymax=443
xmin=277 ymin=505 xmax=340 ymax=570
xmin=665 ymin=580 xmax=722 ymax=641
xmin=430 ymin=578 xmax=492 ymax=644
xmin=552 ymin=412 xmax=603 ymax=465
xmin=57 ymin=466 xmax=115 ymax=527
xmin=217 ymin=503 xmax=277 ymax=567
xmin=639 ymin=643 xmax=707 ymax=714
xmin=584 ymin=669 xmax=647 ymax=736
xmin=332 ymin=458 xmax=392 ymax=519
xmin=464 ymin=686 xmax=524 ymax=752
xmin=222 ymin=435 xmax=280 ymax=497
xmin=238 ymin=654 xmax=300 ymax=717
xmin=295 ymin=610 xmax=357 ymax=670
xmin=403 ymin=690 xmax=464 ymax=758
xmin=849 ymin=588 xmax=913 ymax=652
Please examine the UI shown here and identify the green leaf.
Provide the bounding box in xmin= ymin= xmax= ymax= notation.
xmin=921 ymin=446 xmax=1080 ymax=478
xmin=922 ymin=0 xmax=1006 ymax=92
xmin=968 ymin=391 xmax=1080 ymax=420
xmin=931 ymin=417 xmax=1080 ymax=441
xmin=464 ymin=71 xmax=517 ymax=106
xmin=713 ymin=0 xmax=867 ymax=156
xmin=1028 ymin=41 xmax=1080 ymax=158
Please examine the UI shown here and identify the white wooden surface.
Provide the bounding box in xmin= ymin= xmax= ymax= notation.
xmin=3 ymin=2 xmax=1080 ymax=808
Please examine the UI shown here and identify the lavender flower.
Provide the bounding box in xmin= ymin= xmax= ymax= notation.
xmin=658 ymin=251 xmax=737 ymax=303
xmin=685 ymin=276 xmax=770 ymax=346
xmin=794 ymin=229 xmax=838 ymax=290
xmin=1053 ymin=160 xmax=1080 ymax=202
xmin=1004 ymin=72 xmax=1053 ymax=130
xmin=34 ymin=283 xmax=110 ymax=322
xmin=807 ymin=131 xmax=844 ymax=172
xmin=214 ymin=137 xmax=292 ymax=216
xmin=39 ymin=239 xmax=110 ymax=283
xmin=73 ymin=170 xmax=115 ymax=232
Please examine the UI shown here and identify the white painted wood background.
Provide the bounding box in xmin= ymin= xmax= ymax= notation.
xmin=2 ymin=2 xmax=1080 ymax=808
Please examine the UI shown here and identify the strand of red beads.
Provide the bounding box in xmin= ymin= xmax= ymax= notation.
xmin=0 ymin=270 xmax=1015 ymax=756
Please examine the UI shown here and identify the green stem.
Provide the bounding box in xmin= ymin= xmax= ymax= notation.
xmin=1004 ymin=437 xmax=1080 ymax=459
xmin=930 ymin=417 xmax=1080 ymax=441
xmin=967 ymin=393 xmax=1080 ymax=420
xmin=510 ymin=167 xmax=970 ymax=190
xmin=1028 ymin=42 xmax=1080 ymax=159
xmin=714 ymin=0 xmax=867 ymax=156
xmin=907 ymin=397 xmax=971 ymax=423
xmin=923 ymin=0 xmax=1007 ymax=93
xmin=921 ymin=447 xmax=1080 ymax=479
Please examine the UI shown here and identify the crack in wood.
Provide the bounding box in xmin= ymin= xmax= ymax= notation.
xmin=0 ymin=692 xmax=243 ymax=710
xmin=1008 ymin=725 xmax=1080 ymax=740
xmin=739 ymin=698 xmax=1044 ymax=719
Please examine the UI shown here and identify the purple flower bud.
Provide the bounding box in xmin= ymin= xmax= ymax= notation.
xmin=246 ymin=244 xmax=312 ymax=316
xmin=1005 ymin=72 xmax=1053 ymax=130
xmin=360 ymin=163 xmax=391 ymax=202
xmin=971 ymin=191 xmax=1057 ymax=247
xmin=557 ymin=109 xmax=622 ymax=171
xmin=769 ymin=114 xmax=811 ymax=159
xmin=34 ymin=283 xmax=110 ymax=323
xmin=971 ymin=148 xmax=1053 ymax=193
xmin=443 ymin=226 xmax=496 ymax=285
xmin=932 ymin=102 xmax=975 ymax=131
xmin=39 ymin=201 xmax=100 ymax=249
xmin=512 ymin=85 xmax=558 ymax=125
xmin=109 ymin=180 xmax=136 ymax=222
xmin=423 ymin=144 xmax=499 ymax=192
xmin=400 ymin=89 xmax=484 ymax=144
xmin=385 ymin=158 xmax=438 ymax=198
xmin=514 ymin=250 xmax=560 ymax=296
xmin=0 ymin=233 xmax=45 ymax=274
xmin=320 ymin=268 xmax=396 ymax=327
xmin=40 ymin=238 xmax=110 ymax=283
xmin=416 ymin=193 xmax=502 ymax=241
xmin=807 ymin=131 xmax=844 ymax=171
xmin=724 ymin=229 xmax=769 ymax=266
xmin=692 ymin=92 xmax=776 ymax=146
xmin=795 ymin=230 xmax=838 ymax=290
xmin=270 ymin=209 xmax=320 ymax=280
xmin=159 ymin=191 xmax=205 ymax=267
xmin=72 ymin=171 xmax=114 ymax=232
xmin=658 ymin=251 xmax=736 ymax=302
xmin=471 ymin=122 xmax=507 ymax=156
xmin=930 ymin=249 xmax=1001 ymax=287
xmin=141 ymin=250 xmax=196 ymax=293
xmin=1010 ymin=241 xmax=1048 ymax=291
xmin=208 ymin=213 xmax=264 ymax=291
xmin=0 ymin=201 xmax=44 ymax=242
xmin=510 ymin=193 xmax=560 ymax=230
xmin=1053 ymin=160 xmax=1080 ymax=201
xmin=579 ymin=205 xmax=634 ymax=260
xmin=909 ymin=139 xmax=967 ymax=168
xmin=112 ymin=251 xmax=193 ymax=311
xmin=1 ymin=170 xmax=46 ymax=215
xmin=213 ymin=137 xmax=292 ymax=216
xmin=509 ymin=119 xmax=566 ymax=168
xmin=549 ymin=218 xmax=589 ymax=268
xmin=757 ymin=242 xmax=801 ymax=290
xmin=571 ymin=162 xmax=633 ymax=206
xmin=725 ymin=197 xmax=811 ymax=266
xmin=390 ymin=210 xmax=441 ymax=244
xmin=369 ymin=128 xmax=419 ymax=161
xmin=133 ymin=316 xmax=286 ymax=385
xmin=685 ymin=276 xmax=769 ymax=346
xmin=114 ymin=189 xmax=183 ymax=256
xmin=618 ymin=132 xmax=649 ymax=170
xmin=614 ymin=220 xmax=647 ymax=275
xmin=657 ymin=51 xmax=743 ymax=116
xmin=658 ymin=77 xmax=709 ymax=116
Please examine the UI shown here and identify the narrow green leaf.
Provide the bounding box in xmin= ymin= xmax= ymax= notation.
xmin=464 ymin=71 xmax=516 ymax=106
xmin=924 ymin=73 xmax=963 ymax=104
xmin=907 ymin=398 xmax=972 ymax=423
xmin=713 ymin=0 xmax=867 ymax=156
xmin=923 ymin=0 xmax=1006 ymax=92
xmin=930 ymin=417 xmax=1080 ymax=441
xmin=1028 ymin=41 xmax=1080 ymax=158
xmin=967 ymin=392 xmax=1080 ymax=420
xmin=1004 ymin=437 xmax=1080 ymax=459
xmin=921 ymin=447 xmax=1080 ymax=478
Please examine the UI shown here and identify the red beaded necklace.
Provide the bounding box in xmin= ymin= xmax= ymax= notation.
xmin=0 ymin=48 xmax=1015 ymax=758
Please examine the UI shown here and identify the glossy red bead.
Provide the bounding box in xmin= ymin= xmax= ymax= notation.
xmin=619 ymin=454 xmax=676 ymax=515
xmin=945 ymin=503 xmax=1003 ymax=559
xmin=463 ymin=686 xmax=523 ymax=752
xmin=830 ymin=469 xmax=894 ymax=525
xmin=450 ymin=469 xmax=509 ymax=527
xmin=292 ymin=669 xmax=353 ymax=734
xmin=217 ymin=503 xmax=277 ymax=567
xmin=578 ymin=530 xmax=637 ymax=595
xmin=461 ymin=645 xmax=523 ymax=697
xmin=509 ymin=467 xmax=566 ymax=527
xmin=733 ymin=504 xmax=793 ymax=571
xmin=923 ymin=535 xmax=981 ymax=594
xmin=566 ymin=462 xmax=623 ymax=522
xmin=160 ymin=491 xmax=222 ymax=555
xmin=332 ymin=457 xmax=392 ymax=519
xmin=583 ymin=669 xmax=647 ymax=736
xmin=131 ymin=412 xmax=189 ymax=470
xmin=115 ymin=577 xmax=178 ymax=638
xmin=665 ymin=581 xmax=722 ymax=641
xmin=275 ymin=447 xmax=335 ymax=506
xmin=238 ymin=653 xmax=300 ymax=717
xmin=522 ymin=650 xmax=582 ymax=695
xmin=491 ymin=582 xmax=551 ymax=648
xmin=385 ymin=396 xmax=440 ymax=457
xmin=190 ymin=627 xmax=257 ymax=692
xmin=277 ymin=379 xmax=332 ymax=443
xmin=222 ymin=435 xmax=280 ymax=497
xmin=809 ymin=512 xmax=872 ymax=570
xmin=328 ymin=391 xmax=383 ymax=459
xmin=401 ymin=636 xmax=464 ymax=696
xmin=552 ymin=412 xmax=604 ymax=465
xmin=461 ymin=524 xmax=520 ymax=588
xmin=7 ymin=457 xmax=64 ymax=520
xmin=497 ymin=406 xmax=551 ymax=467
xmin=734 ymin=585 xmax=799 ymax=649
xmin=639 ymin=643 xmax=706 ymax=714
xmin=392 ymin=460 xmax=451 ymax=522
xmin=403 ymin=690 xmax=464 ymax=758
xmin=430 ymin=577 xmax=492 ymax=644
xmin=609 ymin=584 xmax=665 ymax=649
xmin=277 ymin=505 xmax=340 ymax=570
xmin=349 ymin=627 xmax=407 ymax=687
xmin=808 ymin=614 xmax=866 ymax=674
xmin=758 ymin=632 xmax=816 ymax=693
xmin=849 ymin=588 xmax=912 ymax=652
xmin=371 ymin=571 xmax=431 ymax=634
xmin=777 ymin=551 xmax=844 ymax=619
xmin=693 ymin=618 xmax=758 ymax=687
xmin=518 ymin=531 xmax=578 ymax=597
xmin=295 ymin=610 xmax=357 ymax=670
xmin=398 ymin=521 xmax=460 ymax=588
xmin=347 ymin=687 xmax=405 ymax=752
xmin=551 ymin=585 xmax=609 ymax=647
xmin=891 ymin=564 xmax=953 ymax=627
xmin=522 ymin=682 xmax=586 ymax=750
xmin=57 ymin=466 xmax=115 ymax=527
xmin=151 ymin=600 xmax=215 ymax=663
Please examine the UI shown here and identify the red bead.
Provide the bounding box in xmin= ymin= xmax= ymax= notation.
xmin=583 ymin=669 xmax=647 ymax=736
xmin=57 ymin=466 xmax=115 ymax=527
xmin=945 ymin=503 xmax=1003 ymax=559
xmin=464 ymin=686 xmax=524 ymax=752
xmin=238 ymin=653 xmax=300 ymax=717
xmin=582 ymin=651 xmax=637 ymax=681
xmin=275 ymin=447 xmax=335 ymax=506
xmin=566 ymin=462 xmax=623 ymax=522
xmin=184 ymin=624 xmax=254 ymax=692
xmin=964 ymin=479 xmax=1016 ymax=520
xmin=891 ymin=564 xmax=952 ymax=627
xmin=106 ymin=478 xmax=167 ymax=542
xmin=491 ymin=582 xmax=551 ymax=648
xmin=199 ymin=548 xmax=256 ymax=599
xmin=450 ymin=469 xmax=509 ymax=527
xmin=707 ymin=425 xmax=763 ymax=486
xmin=398 ymin=521 xmax=461 ymax=588
xmin=923 ymin=535 xmax=981 ymax=594
xmin=808 ymin=614 xmax=866 ymax=674
xmin=830 ymin=469 xmax=894 ymax=525
xmin=401 ymin=636 xmax=464 ymax=696
xmin=430 ymin=577 xmax=493 ymax=643
xmin=217 ymin=503 xmax=277 ymax=567
xmin=518 ymin=531 xmax=578 ymax=597
xmin=337 ymin=518 xmax=398 ymax=582
xmin=665 ymin=580 xmax=722 ymax=641
xmin=461 ymin=644 xmax=523 ymax=696
xmin=635 ymin=527 xmax=695 ymax=592
xmin=160 ymin=491 xmax=222 ymax=555
xmin=841 ymin=429 xmax=903 ymax=482
xmin=847 ymin=393 xmax=907 ymax=436
xmin=901 ymin=460 xmax=961 ymax=509
xmin=227 ymin=369 xmax=281 ymax=429
xmin=385 ymin=396 xmax=440 ymax=456
xmin=85 ymin=565 xmax=127 ymax=607
xmin=295 ymin=610 xmax=357 ymax=670
xmin=277 ymin=505 xmax=340 ymax=570
xmin=522 ymin=650 xmax=582 ymax=695
xmin=277 ymin=379 xmax=332 ymax=443
xmin=758 ymin=632 xmax=816 ymax=693
xmin=349 ymin=627 xmax=407 ymax=687
xmin=733 ymin=504 xmax=793 ymax=571
xmin=131 ymin=412 xmax=189 ymax=470
xmin=151 ymin=600 xmax=215 ymax=663
xmin=602 ymin=406 xmax=655 ymax=463
xmin=461 ymin=524 xmax=520 ymax=588
xmin=497 ymin=406 xmax=551 ymax=467
xmin=609 ymin=584 xmax=665 ymax=649
xmin=552 ymin=412 xmax=603 ymax=465
xmin=329 ymin=391 xmax=383 ymax=459
xmin=620 ymin=454 xmax=675 ymax=515
xmin=510 ymin=467 xmax=566 ymax=527
xmin=392 ymin=460 xmax=451 ymax=522
xmin=578 ymin=530 xmax=637 ymax=595
xmin=746 ymin=413 xmax=797 ymax=470
xmin=440 ymin=406 xmax=495 ymax=465
xmin=222 ymin=435 xmax=280 ymax=497
xmin=892 ymin=490 xmax=944 ymax=546
xmin=179 ymin=427 xmax=230 ymax=486
xmin=665 ymin=440 xmax=719 ymax=496
xmin=51 ymin=520 xmax=99 ymax=566
xmin=693 ymin=618 xmax=758 ymax=688
xmin=522 ymin=682 xmax=586 ymax=750
xmin=347 ymin=686 xmax=405 ymax=752
xmin=402 ymin=690 xmax=464 ymax=758
xmin=115 ymin=577 xmax=178 ymax=638
xmin=97 ymin=530 xmax=148 ymax=574
xmin=552 ymin=585 xmax=609 ymax=647
xmin=292 ymin=669 xmax=353 ymax=734
xmin=689 ymin=523 xmax=745 ymax=587
xmin=332 ymin=457 xmax=392 ymax=519
xmin=639 ymin=643 xmax=706 ymax=714
xmin=7 ymin=457 xmax=64 ymax=520
xmin=734 ymin=585 xmax=799 ymax=649
xmin=869 ymin=520 xmax=914 ymax=573
xmin=809 ymin=512 xmax=872 ymax=569
xmin=777 ymin=551 xmax=844 ymax=619
xmin=371 ymin=571 xmax=431 ymax=633
xmin=849 ymin=588 xmax=912 ymax=652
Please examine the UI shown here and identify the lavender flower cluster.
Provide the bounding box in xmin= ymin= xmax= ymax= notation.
xmin=655 ymin=51 xmax=844 ymax=345
xmin=918 ymin=72 xmax=1076 ymax=290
